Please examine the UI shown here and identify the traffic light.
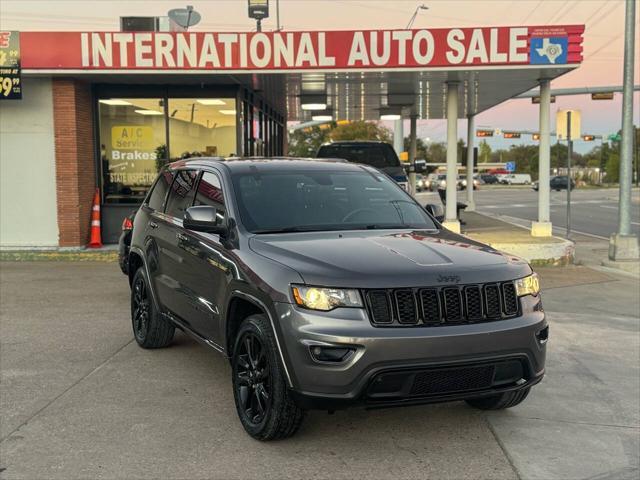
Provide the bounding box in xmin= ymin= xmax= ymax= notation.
xmin=582 ymin=135 xmax=596 ymax=141
xmin=503 ymin=132 xmax=521 ymax=139
xmin=476 ymin=129 xmax=493 ymax=137
xmin=532 ymin=95 xmax=556 ymax=104
xmin=591 ymin=92 xmax=614 ymax=100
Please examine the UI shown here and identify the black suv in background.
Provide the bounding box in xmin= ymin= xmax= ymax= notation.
xmin=533 ymin=175 xmax=576 ymax=191
xmin=316 ymin=141 xmax=409 ymax=191
xmin=127 ymin=157 xmax=547 ymax=440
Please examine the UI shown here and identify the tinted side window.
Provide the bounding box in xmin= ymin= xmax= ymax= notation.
xmin=147 ymin=171 xmax=173 ymax=211
xmin=194 ymin=172 xmax=226 ymax=220
xmin=165 ymin=170 xmax=199 ymax=218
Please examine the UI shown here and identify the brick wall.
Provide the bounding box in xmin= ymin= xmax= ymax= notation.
xmin=52 ymin=79 xmax=96 ymax=247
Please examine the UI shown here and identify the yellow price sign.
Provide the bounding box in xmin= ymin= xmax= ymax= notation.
xmin=0 ymin=76 xmax=19 ymax=97
xmin=111 ymin=126 xmax=155 ymax=150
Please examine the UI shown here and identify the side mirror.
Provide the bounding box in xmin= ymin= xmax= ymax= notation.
xmin=183 ymin=205 xmax=227 ymax=236
xmin=425 ymin=203 xmax=444 ymax=222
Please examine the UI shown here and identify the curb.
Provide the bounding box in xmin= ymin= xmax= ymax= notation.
xmin=0 ymin=250 xmax=118 ymax=262
xmin=463 ymin=211 xmax=575 ymax=266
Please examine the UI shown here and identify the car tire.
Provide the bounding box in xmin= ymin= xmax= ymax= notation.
xmin=130 ymin=267 xmax=175 ymax=348
xmin=232 ymin=314 xmax=305 ymax=441
xmin=465 ymin=387 xmax=530 ymax=410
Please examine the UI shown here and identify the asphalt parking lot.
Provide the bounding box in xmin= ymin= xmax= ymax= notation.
xmin=1 ymin=261 xmax=639 ymax=480
xmin=416 ymin=187 xmax=640 ymax=239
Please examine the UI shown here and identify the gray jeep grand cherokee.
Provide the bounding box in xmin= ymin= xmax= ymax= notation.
xmin=127 ymin=157 xmax=547 ymax=440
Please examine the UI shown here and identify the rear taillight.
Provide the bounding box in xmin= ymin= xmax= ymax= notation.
xmin=122 ymin=217 xmax=133 ymax=231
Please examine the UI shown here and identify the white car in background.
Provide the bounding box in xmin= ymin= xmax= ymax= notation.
xmin=500 ymin=174 xmax=532 ymax=185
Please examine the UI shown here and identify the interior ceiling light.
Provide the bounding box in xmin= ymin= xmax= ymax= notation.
xmin=99 ymin=99 xmax=132 ymax=106
xmin=197 ymin=99 xmax=226 ymax=105
xmin=301 ymin=103 xmax=327 ymax=111
xmin=379 ymin=106 xmax=403 ymax=121
xmin=312 ymin=115 xmax=333 ymax=121
xmin=219 ymin=110 xmax=237 ymax=115
xmin=134 ymin=109 xmax=164 ymax=115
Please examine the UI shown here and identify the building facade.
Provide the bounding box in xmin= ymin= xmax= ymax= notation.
xmin=0 ymin=26 xmax=584 ymax=247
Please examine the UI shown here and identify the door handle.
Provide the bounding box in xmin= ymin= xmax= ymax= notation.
xmin=176 ymin=233 xmax=188 ymax=242
xmin=149 ymin=221 xmax=158 ymax=229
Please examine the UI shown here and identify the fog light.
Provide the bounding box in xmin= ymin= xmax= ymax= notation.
xmin=309 ymin=346 xmax=354 ymax=363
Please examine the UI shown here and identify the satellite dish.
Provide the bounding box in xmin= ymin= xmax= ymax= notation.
xmin=168 ymin=6 xmax=201 ymax=29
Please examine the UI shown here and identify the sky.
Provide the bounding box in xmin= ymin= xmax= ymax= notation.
xmin=1 ymin=0 xmax=638 ymax=153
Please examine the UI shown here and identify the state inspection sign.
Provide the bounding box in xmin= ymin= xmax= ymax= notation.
xmin=0 ymin=31 xmax=21 ymax=100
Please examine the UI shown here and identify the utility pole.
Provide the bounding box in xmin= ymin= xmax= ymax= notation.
xmin=566 ymin=111 xmax=572 ymax=239
xmin=609 ymin=0 xmax=639 ymax=261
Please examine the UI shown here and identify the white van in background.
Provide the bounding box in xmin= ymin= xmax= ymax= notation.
xmin=501 ymin=174 xmax=532 ymax=185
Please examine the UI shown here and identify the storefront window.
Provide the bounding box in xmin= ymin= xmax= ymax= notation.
xmin=98 ymin=98 xmax=168 ymax=204
xmin=98 ymin=97 xmax=237 ymax=203
xmin=167 ymin=98 xmax=237 ymax=160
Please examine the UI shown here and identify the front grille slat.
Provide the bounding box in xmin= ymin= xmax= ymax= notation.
xmin=464 ymin=286 xmax=483 ymax=320
xmin=502 ymin=282 xmax=519 ymax=315
xmin=419 ymin=289 xmax=441 ymax=324
xmin=395 ymin=289 xmax=418 ymax=324
xmin=442 ymin=287 xmax=463 ymax=322
xmin=484 ymin=284 xmax=502 ymax=319
xmin=364 ymin=282 xmax=520 ymax=328
xmin=366 ymin=290 xmax=393 ymax=324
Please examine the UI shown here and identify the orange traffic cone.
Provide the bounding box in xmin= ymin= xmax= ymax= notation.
xmin=88 ymin=188 xmax=103 ymax=248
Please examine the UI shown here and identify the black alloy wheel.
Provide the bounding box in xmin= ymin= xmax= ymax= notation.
xmin=130 ymin=267 xmax=174 ymax=348
xmin=132 ymin=274 xmax=150 ymax=343
xmin=231 ymin=314 xmax=305 ymax=440
xmin=234 ymin=332 xmax=272 ymax=425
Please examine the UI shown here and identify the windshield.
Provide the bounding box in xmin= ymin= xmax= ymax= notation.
xmin=316 ymin=144 xmax=400 ymax=169
xmin=232 ymin=169 xmax=438 ymax=233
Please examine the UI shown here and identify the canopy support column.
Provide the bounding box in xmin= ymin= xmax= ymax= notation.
xmin=465 ymin=114 xmax=476 ymax=211
xmin=442 ymin=82 xmax=460 ymax=233
xmin=393 ymin=118 xmax=404 ymax=157
xmin=409 ymin=114 xmax=418 ymax=194
xmin=532 ymin=79 xmax=552 ymax=237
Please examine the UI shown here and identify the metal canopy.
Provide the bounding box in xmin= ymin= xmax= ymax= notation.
xmin=282 ymin=66 xmax=577 ymax=122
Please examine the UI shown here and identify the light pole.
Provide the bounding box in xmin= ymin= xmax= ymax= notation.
xmin=406 ymin=4 xmax=429 ymax=29
xmin=248 ymin=0 xmax=269 ymax=32
xmin=609 ymin=0 xmax=639 ymax=261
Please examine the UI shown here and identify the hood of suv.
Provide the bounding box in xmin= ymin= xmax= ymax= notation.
xmin=249 ymin=229 xmax=531 ymax=288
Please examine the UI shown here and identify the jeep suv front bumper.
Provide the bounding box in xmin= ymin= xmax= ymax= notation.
xmin=273 ymin=295 xmax=546 ymax=410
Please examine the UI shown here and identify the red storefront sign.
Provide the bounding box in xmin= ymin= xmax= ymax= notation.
xmin=20 ymin=26 xmax=584 ymax=72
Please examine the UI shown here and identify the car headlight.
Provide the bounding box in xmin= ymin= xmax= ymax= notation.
xmin=292 ymin=285 xmax=363 ymax=311
xmin=439 ymin=180 xmax=446 ymax=187
xmin=515 ymin=273 xmax=540 ymax=297
xmin=462 ymin=179 xmax=467 ymax=186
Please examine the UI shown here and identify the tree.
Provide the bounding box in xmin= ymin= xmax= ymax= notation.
xmin=403 ymin=136 xmax=428 ymax=159
xmin=287 ymin=125 xmax=332 ymax=157
xmin=427 ymin=142 xmax=447 ymax=163
xmin=329 ymin=121 xmax=392 ymax=142
xmin=479 ymin=140 xmax=492 ymax=163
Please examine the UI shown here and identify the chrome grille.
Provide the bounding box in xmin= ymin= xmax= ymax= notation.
xmin=365 ymin=282 xmax=520 ymax=327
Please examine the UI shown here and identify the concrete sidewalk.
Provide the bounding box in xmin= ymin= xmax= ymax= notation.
xmin=461 ymin=211 xmax=574 ymax=266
